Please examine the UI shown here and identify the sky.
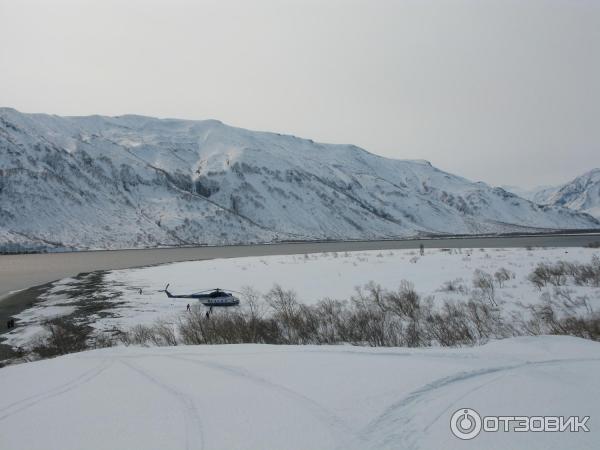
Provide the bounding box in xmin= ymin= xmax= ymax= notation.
xmin=1 ymin=0 xmax=599 ymax=188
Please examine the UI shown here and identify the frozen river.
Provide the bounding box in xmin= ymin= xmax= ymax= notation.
xmin=1 ymin=233 xmax=600 ymax=301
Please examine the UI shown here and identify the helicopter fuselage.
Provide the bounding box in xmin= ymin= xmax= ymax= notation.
xmin=164 ymin=285 xmax=240 ymax=307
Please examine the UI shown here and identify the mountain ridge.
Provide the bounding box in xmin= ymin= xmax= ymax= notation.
xmin=527 ymin=169 xmax=600 ymax=219
xmin=1 ymin=108 xmax=598 ymax=251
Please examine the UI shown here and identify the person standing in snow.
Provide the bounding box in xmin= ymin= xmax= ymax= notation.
xmin=186 ymin=303 xmax=191 ymax=312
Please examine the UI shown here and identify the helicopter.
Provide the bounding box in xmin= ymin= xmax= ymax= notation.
xmin=163 ymin=284 xmax=241 ymax=312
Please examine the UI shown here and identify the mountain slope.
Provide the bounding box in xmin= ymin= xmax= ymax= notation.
xmin=499 ymin=184 xmax=558 ymax=203
xmin=1 ymin=108 xmax=597 ymax=250
xmin=528 ymin=169 xmax=600 ymax=219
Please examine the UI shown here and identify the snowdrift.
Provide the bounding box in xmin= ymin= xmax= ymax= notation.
xmin=0 ymin=336 xmax=598 ymax=450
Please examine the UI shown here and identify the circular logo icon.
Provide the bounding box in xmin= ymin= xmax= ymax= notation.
xmin=450 ymin=408 xmax=482 ymax=440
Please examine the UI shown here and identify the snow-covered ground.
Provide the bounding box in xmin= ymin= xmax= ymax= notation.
xmin=4 ymin=246 xmax=600 ymax=348
xmin=0 ymin=335 xmax=598 ymax=450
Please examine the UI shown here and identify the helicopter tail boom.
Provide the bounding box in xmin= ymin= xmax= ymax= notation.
xmin=164 ymin=284 xmax=197 ymax=299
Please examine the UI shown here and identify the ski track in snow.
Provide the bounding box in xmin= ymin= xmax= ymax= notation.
xmin=0 ymin=359 xmax=111 ymax=421
xmin=359 ymin=357 xmax=600 ymax=449
xmin=1 ymin=337 xmax=599 ymax=449
xmin=165 ymin=354 xmax=362 ymax=449
xmin=119 ymin=359 xmax=206 ymax=450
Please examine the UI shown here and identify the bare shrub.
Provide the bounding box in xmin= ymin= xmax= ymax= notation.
xmin=346 ymin=298 xmax=389 ymax=346
xmin=572 ymin=255 xmax=600 ymax=287
xmin=264 ymin=284 xmax=302 ymax=344
xmin=440 ymin=279 xmax=467 ymax=294
xmin=240 ymin=286 xmax=268 ymax=342
xmin=150 ymin=320 xmax=178 ymax=346
xmin=178 ymin=304 xmax=281 ymax=345
xmin=381 ymin=281 xmax=423 ymax=346
xmin=31 ymin=319 xmax=89 ymax=358
xmin=121 ymin=324 xmax=155 ymax=346
xmin=425 ymin=301 xmax=476 ymax=347
xmin=473 ymin=270 xmax=496 ymax=305
xmin=384 ymin=280 xmax=420 ymax=319
xmin=529 ymin=258 xmax=600 ymax=288
xmin=312 ymin=298 xmax=349 ymax=344
xmin=92 ymin=332 xmax=115 ymax=349
xmin=494 ymin=268 xmax=513 ymax=287
xmin=518 ymin=292 xmax=600 ymax=341
xmin=528 ymin=263 xmax=552 ymax=289
xmin=348 ymin=284 xmax=391 ymax=346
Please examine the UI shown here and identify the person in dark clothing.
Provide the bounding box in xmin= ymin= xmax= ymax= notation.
xmin=419 ymin=243 xmax=425 ymax=256
xmin=186 ymin=303 xmax=191 ymax=312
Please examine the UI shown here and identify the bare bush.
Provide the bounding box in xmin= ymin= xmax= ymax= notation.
xmin=264 ymin=284 xmax=302 ymax=344
xmin=92 ymin=332 xmax=115 ymax=349
xmin=31 ymin=319 xmax=89 ymax=358
xmin=312 ymin=298 xmax=349 ymax=344
xmin=572 ymin=255 xmax=600 ymax=287
xmin=494 ymin=268 xmax=514 ymax=287
xmin=425 ymin=301 xmax=476 ymax=347
xmin=473 ymin=270 xmax=496 ymax=305
xmin=121 ymin=324 xmax=155 ymax=346
xmin=440 ymin=279 xmax=467 ymax=294
xmin=150 ymin=320 xmax=178 ymax=346
xmin=518 ymin=292 xmax=600 ymax=341
xmin=529 ymin=258 xmax=600 ymax=288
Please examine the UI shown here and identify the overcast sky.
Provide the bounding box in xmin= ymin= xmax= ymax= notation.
xmin=1 ymin=0 xmax=598 ymax=188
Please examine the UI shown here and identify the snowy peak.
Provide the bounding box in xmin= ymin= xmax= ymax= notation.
xmin=544 ymin=169 xmax=600 ymax=218
xmin=0 ymin=108 xmax=598 ymax=250
xmin=509 ymin=169 xmax=600 ymax=220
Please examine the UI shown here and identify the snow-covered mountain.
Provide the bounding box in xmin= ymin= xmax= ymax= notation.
xmin=519 ymin=169 xmax=600 ymax=220
xmin=1 ymin=108 xmax=598 ymax=250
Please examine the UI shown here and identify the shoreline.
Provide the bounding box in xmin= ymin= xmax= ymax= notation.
xmin=0 ymin=282 xmax=53 ymax=338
